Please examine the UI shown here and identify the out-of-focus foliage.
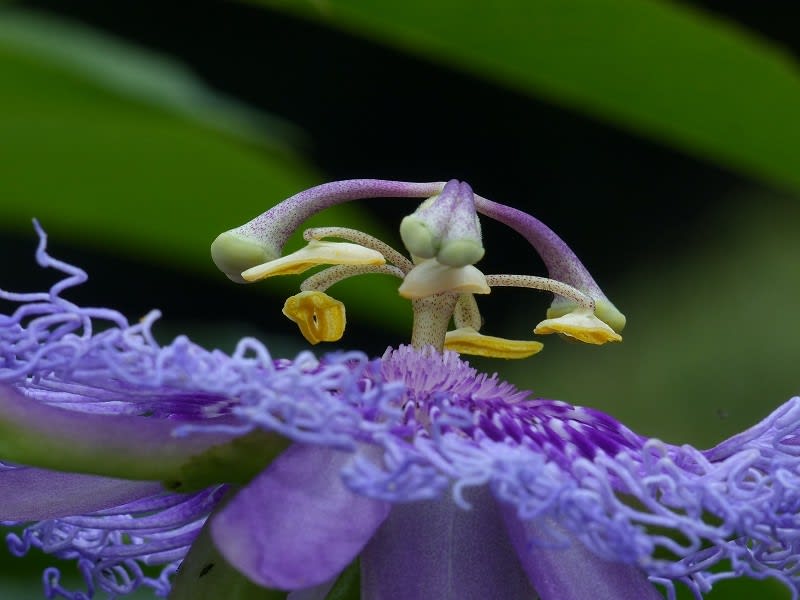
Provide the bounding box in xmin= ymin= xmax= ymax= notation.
xmin=0 ymin=8 xmax=308 ymax=270
xmin=0 ymin=9 xmax=301 ymax=147
xmin=0 ymin=7 xmax=405 ymax=330
xmin=261 ymin=0 xmax=800 ymax=194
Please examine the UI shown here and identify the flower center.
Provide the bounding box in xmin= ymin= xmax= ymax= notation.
xmin=211 ymin=179 xmax=625 ymax=358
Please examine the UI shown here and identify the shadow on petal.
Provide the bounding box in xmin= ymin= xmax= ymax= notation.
xmin=501 ymin=508 xmax=662 ymax=600
xmin=362 ymin=486 xmax=536 ymax=600
xmin=0 ymin=468 xmax=162 ymax=520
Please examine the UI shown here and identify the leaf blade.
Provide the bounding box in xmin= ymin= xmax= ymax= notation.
xmin=261 ymin=0 xmax=800 ymax=192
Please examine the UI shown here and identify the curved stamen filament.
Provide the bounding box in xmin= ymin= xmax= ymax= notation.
xmin=212 ymin=180 xmax=444 ymax=282
xmin=485 ymin=274 xmax=595 ymax=311
xmin=304 ymin=227 xmax=414 ymax=273
xmin=474 ymin=194 xmax=602 ymax=298
xmin=453 ymin=294 xmax=482 ymax=330
xmin=301 ymin=264 xmax=406 ymax=293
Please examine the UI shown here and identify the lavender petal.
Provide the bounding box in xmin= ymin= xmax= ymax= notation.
xmin=211 ymin=444 xmax=389 ymax=590
xmin=501 ymin=511 xmax=663 ymax=600
xmin=362 ymin=486 xmax=535 ymax=599
xmin=0 ymin=468 xmax=161 ymax=520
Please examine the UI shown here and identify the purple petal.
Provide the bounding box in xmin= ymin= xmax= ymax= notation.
xmin=0 ymin=384 xmax=236 ymax=481
xmin=703 ymin=395 xmax=800 ymax=462
xmin=211 ymin=444 xmax=389 ymax=590
xmin=0 ymin=468 xmax=162 ymax=520
xmin=501 ymin=509 xmax=662 ymax=600
xmin=361 ymin=487 xmax=535 ymax=599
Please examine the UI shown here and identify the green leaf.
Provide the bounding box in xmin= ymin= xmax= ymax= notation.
xmin=260 ymin=0 xmax=800 ymax=193
xmin=0 ymin=7 xmax=409 ymax=333
xmin=0 ymin=7 xmax=300 ymax=149
xmin=169 ymin=507 xmax=287 ymax=600
xmin=325 ymin=558 xmax=360 ymax=600
xmin=164 ymin=430 xmax=291 ymax=493
xmin=0 ymin=6 xmax=311 ymax=273
xmin=0 ymin=384 xmax=252 ymax=482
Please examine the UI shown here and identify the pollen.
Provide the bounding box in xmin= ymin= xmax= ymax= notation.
xmin=241 ymin=241 xmax=385 ymax=282
xmin=534 ymin=309 xmax=622 ymax=345
xmin=444 ymin=327 xmax=544 ymax=359
xmin=282 ymin=291 xmax=346 ymax=344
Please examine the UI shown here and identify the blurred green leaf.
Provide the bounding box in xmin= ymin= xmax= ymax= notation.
xmin=170 ymin=516 xmax=286 ymax=600
xmin=261 ymin=0 xmax=800 ymax=193
xmin=325 ymin=558 xmax=360 ymax=600
xmin=0 ymin=8 xmax=300 ymax=148
xmin=0 ymin=7 xmax=407 ymax=330
xmin=0 ymin=6 xmax=309 ymax=270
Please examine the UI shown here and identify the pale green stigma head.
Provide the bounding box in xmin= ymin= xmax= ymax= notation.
xmin=210 ymin=231 xmax=276 ymax=284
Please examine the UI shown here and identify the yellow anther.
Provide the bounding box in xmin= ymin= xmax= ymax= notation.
xmin=546 ymin=299 xmax=626 ymax=333
xmin=241 ymin=241 xmax=385 ymax=282
xmin=534 ymin=309 xmax=622 ymax=345
xmin=282 ymin=291 xmax=346 ymax=345
xmin=444 ymin=327 xmax=544 ymax=359
xmin=398 ymin=259 xmax=490 ymax=299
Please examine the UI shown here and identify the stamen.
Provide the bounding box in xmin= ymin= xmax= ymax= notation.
xmin=474 ymin=194 xmax=626 ymax=333
xmin=534 ymin=308 xmax=622 ymax=345
xmin=212 ymin=179 xmax=627 ymax=353
xmin=453 ymin=294 xmax=482 ymax=331
xmin=304 ymin=227 xmax=413 ymax=273
xmin=546 ymin=299 xmax=626 ymax=334
xmin=241 ymin=240 xmax=385 ymax=282
xmin=444 ymin=327 xmax=543 ymax=359
xmin=301 ymin=264 xmax=406 ymax=293
xmin=485 ymin=274 xmax=595 ymax=311
xmin=282 ymin=291 xmax=346 ymax=345
xmin=399 ymin=260 xmax=490 ymax=300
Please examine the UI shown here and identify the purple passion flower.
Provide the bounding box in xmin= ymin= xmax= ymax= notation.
xmin=0 ymin=180 xmax=798 ymax=600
